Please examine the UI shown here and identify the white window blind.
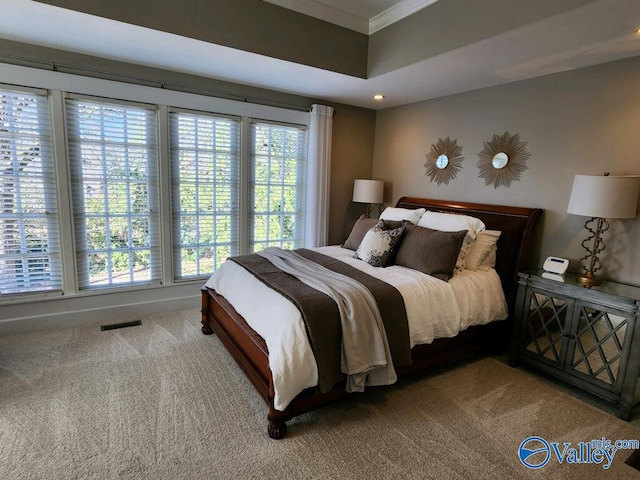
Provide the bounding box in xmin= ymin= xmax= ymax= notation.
xmin=66 ymin=96 xmax=161 ymax=289
xmin=169 ymin=110 xmax=240 ymax=280
xmin=249 ymin=121 xmax=307 ymax=252
xmin=0 ymin=87 xmax=61 ymax=295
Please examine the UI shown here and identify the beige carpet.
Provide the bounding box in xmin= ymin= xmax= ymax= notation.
xmin=2 ymin=309 xmax=640 ymax=479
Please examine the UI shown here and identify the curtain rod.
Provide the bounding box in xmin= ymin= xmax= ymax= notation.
xmin=0 ymin=53 xmax=312 ymax=112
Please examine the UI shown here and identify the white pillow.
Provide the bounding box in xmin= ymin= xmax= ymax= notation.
xmin=477 ymin=245 xmax=497 ymax=271
xmin=464 ymin=230 xmax=501 ymax=271
xmin=417 ymin=211 xmax=486 ymax=234
xmin=417 ymin=211 xmax=486 ymax=271
xmin=354 ymin=220 xmax=406 ymax=267
xmin=379 ymin=207 xmax=426 ymax=225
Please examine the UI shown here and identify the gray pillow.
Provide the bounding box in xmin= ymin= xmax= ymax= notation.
xmin=395 ymin=223 xmax=467 ymax=281
xmin=342 ymin=216 xmax=403 ymax=250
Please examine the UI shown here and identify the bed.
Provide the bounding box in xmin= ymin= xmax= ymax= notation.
xmin=200 ymin=196 xmax=542 ymax=438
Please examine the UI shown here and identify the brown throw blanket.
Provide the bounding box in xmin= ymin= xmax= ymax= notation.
xmin=230 ymin=248 xmax=411 ymax=394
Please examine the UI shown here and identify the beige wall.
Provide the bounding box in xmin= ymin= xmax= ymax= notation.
xmin=327 ymin=105 xmax=377 ymax=245
xmin=373 ymin=56 xmax=640 ymax=285
xmin=35 ymin=0 xmax=368 ymax=78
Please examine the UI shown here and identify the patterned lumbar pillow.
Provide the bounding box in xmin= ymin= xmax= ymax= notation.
xmin=354 ymin=220 xmax=406 ymax=267
xmin=342 ymin=216 xmax=403 ymax=250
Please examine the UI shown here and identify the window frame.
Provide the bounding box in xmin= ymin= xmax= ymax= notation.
xmin=248 ymin=119 xmax=308 ymax=253
xmin=169 ymin=107 xmax=242 ymax=281
xmin=65 ymin=93 xmax=162 ymax=291
xmin=0 ymin=84 xmax=62 ymax=297
xmin=0 ymin=63 xmax=310 ymax=306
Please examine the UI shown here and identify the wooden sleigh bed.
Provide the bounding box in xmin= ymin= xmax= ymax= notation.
xmin=201 ymin=197 xmax=543 ymax=438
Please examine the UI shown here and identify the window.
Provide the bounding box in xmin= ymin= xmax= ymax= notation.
xmin=249 ymin=121 xmax=307 ymax=252
xmin=0 ymin=66 xmax=313 ymax=306
xmin=66 ymin=96 xmax=160 ymax=289
xmin=170 ymin=110 xmax=240 ymax=280
xmin=0 ymin=86 xmax=61 ymax=295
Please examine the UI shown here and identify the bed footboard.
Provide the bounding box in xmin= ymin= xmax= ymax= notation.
xmin=201 ymin=293 xmax=213 ymax=335
xmin=202 ymin=287 xmax=295 ymax=438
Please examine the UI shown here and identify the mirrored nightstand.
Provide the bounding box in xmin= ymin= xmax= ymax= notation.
xmin=509 ymin=270 xmax=640 ymax=420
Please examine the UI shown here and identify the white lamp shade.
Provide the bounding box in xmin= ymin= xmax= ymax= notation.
xmin=353 ymin=179 xmax=384 ymax=204
xmin=567 ymin=175 xmax=640 ymax=219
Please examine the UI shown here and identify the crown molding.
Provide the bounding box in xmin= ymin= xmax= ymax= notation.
xmin=263 ymin=0 xmax=369 ymax=34
xmin=263 ymin=0 xmax=439 ymax=35
xmin=369 ymin=0 xmax=440 ymax=34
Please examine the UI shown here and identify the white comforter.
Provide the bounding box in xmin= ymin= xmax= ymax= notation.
xmin=204 ymin=245 xmax=507 ymax=411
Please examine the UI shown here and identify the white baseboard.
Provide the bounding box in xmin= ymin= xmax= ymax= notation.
xmin=0 ymin=284 xmax=202 ymax=336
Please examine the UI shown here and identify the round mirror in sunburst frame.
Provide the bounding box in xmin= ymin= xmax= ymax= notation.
xmin=477 ymin=131 xmax=530 ymax=188
xmin=424 ymin=137 xmax=464 ymax=185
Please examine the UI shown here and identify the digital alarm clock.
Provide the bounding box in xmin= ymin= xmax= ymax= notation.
xmin=543 ymin=256 xmax=569 ymax=275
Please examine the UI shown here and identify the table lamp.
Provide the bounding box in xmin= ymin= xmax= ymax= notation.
xmin=352 ymin=179 xmax=384 ymax=218
xmin=566 ymin=174 xmax=639 ymax=286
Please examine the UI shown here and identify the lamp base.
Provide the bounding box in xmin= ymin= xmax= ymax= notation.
xmin=576 ymin=216 xmax=607 ymax=288
xmin=364 ymin=203 xmax=373 ymax=218
xmin=575 ymin=271 xmax=602 ymax=287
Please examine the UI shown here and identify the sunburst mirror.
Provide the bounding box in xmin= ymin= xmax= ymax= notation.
xmin=477 ymin=131 xmax=530 ymax=188
xmin=424 ymin=137 xmax=464 ymax=185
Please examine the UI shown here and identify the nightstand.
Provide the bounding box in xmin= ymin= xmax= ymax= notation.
xmin=509 ymin=270 xmax=640 ymax=420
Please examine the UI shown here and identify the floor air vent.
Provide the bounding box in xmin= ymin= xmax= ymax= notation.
xmin=100 ymin=320 xmax=142 ymax=331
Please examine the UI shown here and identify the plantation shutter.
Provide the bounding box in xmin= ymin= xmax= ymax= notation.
xmin=169 ymin=110 xmax=240 ymax=280
xmin=249 ymin=121 xmax=307 ymax=252
xmin=65 ymin=95 xmax=161 ymax=289
xmin=0 ymin=86 xmax=61 ymax=295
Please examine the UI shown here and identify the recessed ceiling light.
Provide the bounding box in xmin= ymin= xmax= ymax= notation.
xmin=373 ymin=94 xmax=385 ymax=101
xmin=636 ymin=27 xmax=640 ymax=34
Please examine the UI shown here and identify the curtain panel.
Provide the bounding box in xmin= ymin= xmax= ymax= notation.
xmin=305 ymin=104 xmax=334 ymax=247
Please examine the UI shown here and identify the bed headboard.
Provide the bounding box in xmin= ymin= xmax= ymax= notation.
xmin=395 ymin=197 xmax=543 ymax=315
